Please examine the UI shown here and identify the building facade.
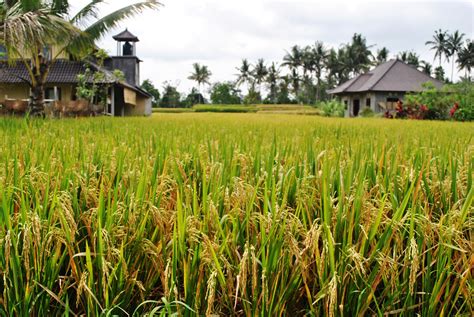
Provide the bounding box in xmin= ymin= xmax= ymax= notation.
xmin=328 ymin=60 xmax=444 ymax=117
xmin=0 ymin=29 xmax=152 ymax=116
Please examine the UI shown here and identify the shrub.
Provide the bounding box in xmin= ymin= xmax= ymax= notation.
xmin=360 ymin=107 xmax=375 ymax=117
xmin=319 ymin=100 xmax=345 ymax=117
xmin=404 ymin=82 xmax=474 ymax=121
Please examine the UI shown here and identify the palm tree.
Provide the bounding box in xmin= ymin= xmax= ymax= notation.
xmin=457 ymin=40 xmax=474 ymax=78
xmin=266 ymin=62 xmax=280 ymax=103
xmin=282 ymin=45 xmax=302 ymax=72
xmin=407 ymin=52 xmax=421 ymax=68
xmin=397 ymin=51 xmax=409 ymax=63
xmin=420 ymin=61 xmax=433 ymax=76
xmin=310 ymin=41 xmax=327 ymax=101
xmin=0 ymin=2 xmax=81 ymax=115
xmin=253 ymin=58 xmax=268 ymax=102
xmin=1 ymin=0 xmax=160 ymax=114
xmin=447 ymin=30 xmax=465 ymax=82
xmin=188 ymin=63 xmax=212 ymax=103
xmin=425 ymin=29 xmax=449 ymax=67
xmin=289 ymin=68 xmax=301 ymax=101
xmin=235 ymin=59 xmax=253 ymax=91
xmin=376 ymin=47 xmax=389 ymax=65
xmin=348 ymin=33 xmax=373 ymax=75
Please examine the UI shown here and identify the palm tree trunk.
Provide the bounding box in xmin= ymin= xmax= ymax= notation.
xmin=451 ymin=56 xmax=455 ymax=83
xmin=29 ymin=57 xmax=50 ymax=116
xmin=30 ymin=82 xmax=45 ymax=116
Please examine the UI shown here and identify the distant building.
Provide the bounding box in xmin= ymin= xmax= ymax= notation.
xmin=0 ymin=29 xmax=152 ymax=116
xmin=328 ymin=59 xmax=444 ymax=117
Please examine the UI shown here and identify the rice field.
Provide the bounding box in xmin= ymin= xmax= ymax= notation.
xmin=0 ymin=114 xmax=472 ymax=316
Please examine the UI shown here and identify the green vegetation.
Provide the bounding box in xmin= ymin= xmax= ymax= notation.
xmin=0 ymin=114 xmax=472 ymax=315
xmin=404 ymin=82 xmax=474 ymax=121
xmin=194 ymin=104 xmax=257 ymax=113
xmin=320 ymin=100 xmax=346 ymax=117
xmin=0 ymin=0 xmax=160 ymax=114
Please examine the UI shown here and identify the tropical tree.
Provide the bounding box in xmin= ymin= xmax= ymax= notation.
xmin=434 ymin=66 xmax=446 ymax=82
xmin=420 ymin=61 xmax=433 ymax=76
xmin=0 ymin=0 xmax=160 ymax=115
xmin=188 ymin=63 xmax=212 ymax=103
xmin=426 ymin=29 xmax=449 ymax=67
xmin=347 ymin=33 xmax=373 ymax=75
xmin=0 ymin=1 xmax=80 ymax=115
xmin=266 ymin=62 xmax=280 ymax=103
xmin=289 ymin=68 xmax=301 ymax=102
xmin=376 ymin=47 xmax=389 ymax=65
xmin=140 ymin=79 xmax=160 ymax=107
xmin=311 ymin=41 xmax=328 ymax=101
xmin=210 ymin=82 xmax=241 ymax=104
xmin=235 ymin=59 xmax=252 ymax=87
xmin=446 ymin=30 xmax=465 ymax=82
xmin=325 ymin=48 xmax=348 ymax=87
xmin=160 ymin=82 xmax=182 ymax=108
xmin=457 ymin=40 xmax=474 ymax=79
xmin=407 ymin=51 xmax=421 ymax=68
xmin=282 ymin=45 xmax=303 ymax=72
xmin=397 ymin=51 xmax=409 ymax=63
xmin=253 ymin=58 xmax=268 ymax=102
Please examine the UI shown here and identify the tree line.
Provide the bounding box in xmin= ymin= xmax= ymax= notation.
xmin=144 ymin=31 xmax=473 ymax=107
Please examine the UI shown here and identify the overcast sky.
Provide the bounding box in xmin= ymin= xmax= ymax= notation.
xmin=73 ymin=0 xmax=473 ymax=93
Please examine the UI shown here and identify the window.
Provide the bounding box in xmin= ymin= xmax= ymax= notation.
xmin=386 ymin=97 xmax=399 ymax=110
xmin=366 ymin=98 xmax=371 ymax=107
xmin=0 ymin=45 xmax=7 ymax=60
xmin=42 ymin=45 xmax=52 ymax=61
xmin=45 ymin=87 xmax=61 ymax=100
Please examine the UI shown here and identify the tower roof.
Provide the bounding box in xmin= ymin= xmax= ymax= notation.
xmin=112 ymin=29 xmax=139 ymax=42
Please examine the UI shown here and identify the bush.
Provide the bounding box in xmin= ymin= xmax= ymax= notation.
xmin=319 ymin=100 xmax=345 ymax=117
xmin=404 ymin=82 xmax=474 ymax=121
xmin=360 ymin=107 xmax=375 ymax=117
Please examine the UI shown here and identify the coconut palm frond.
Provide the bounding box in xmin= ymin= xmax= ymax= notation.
xmin=70 ymin=0 xmax=105 ymax=27
xmin=83 ymin=0 xmax=161 ymax=42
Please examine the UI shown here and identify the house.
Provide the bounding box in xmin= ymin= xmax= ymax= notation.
xmin=328 ymin=59 xmax=444 ymax=117
xmin=0 ymin=29 xmax=152 ymax=116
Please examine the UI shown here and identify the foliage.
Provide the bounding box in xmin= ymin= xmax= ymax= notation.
xmin=141 ymin=79 xmax=161 ymax=107
xmin=319 ymin=99 xmax=345 ymax=117
xmin=159 ymin=83 xmax=183 ymax=108
xmin=359 ymin=106 xmax=375 ymax=117
xmin=210 ymin=82 xmax=241 ymax=105
xmin=405 ymin=82 xmax=474 ymax=121
xmin=75 ymin=49 xmax=122 ymax=107
xmin=182 ymin=87 xmax=205 ymax=108
xmin=243 ymin=84 xmax=261 ymax=105
xmin=0 ymin=0 xmax=160 ymax=114
xmin=0 ymin=115 xmax=472 ymax=315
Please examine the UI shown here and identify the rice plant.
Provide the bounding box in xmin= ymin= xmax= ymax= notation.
xmin=0 ymin=114 xmax=472 ymax=316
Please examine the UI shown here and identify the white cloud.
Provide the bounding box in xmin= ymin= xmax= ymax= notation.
xmin=74 ymin=0 xmax=473 ymax=93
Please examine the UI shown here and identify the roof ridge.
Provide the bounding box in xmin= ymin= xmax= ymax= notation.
xmin=366 ymin=59 xmax=398 ymax=91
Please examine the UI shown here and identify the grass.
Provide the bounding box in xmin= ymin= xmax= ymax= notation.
xmin=193 ymin=104 xmax=257 ymax=113
xmin=0 ymin=114 xmax=472 ymax=316
xmin=152 ymin=107 xmax=194 ymax=113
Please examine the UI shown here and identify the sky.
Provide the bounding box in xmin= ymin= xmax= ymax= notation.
xmin=72 ymin=0 xmax=473 ymax=93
